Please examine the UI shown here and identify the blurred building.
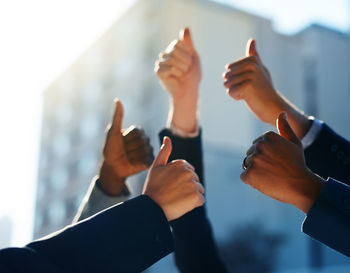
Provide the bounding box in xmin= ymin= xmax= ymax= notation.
xmin=34 ymin=0 xmax=350 ymax=272
xmin=0 ymin=215 xmax=12 ymax=248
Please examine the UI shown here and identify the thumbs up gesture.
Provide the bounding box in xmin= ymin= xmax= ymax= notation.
xmin=223 ymin=39 xmax=285 ymax=126
xmin=143 ymin=137 xmax=205 ymax=221
xmin=155 ymin=27 xmax=201 ymax=100
xmin=241 ymin=112 xmax=324 ymax=214
xmin=99 ymin=99 xmax=154 ymax=195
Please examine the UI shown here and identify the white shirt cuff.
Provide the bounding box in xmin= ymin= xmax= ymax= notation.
xmin=301 ymin=117 xmax=324 ymax=149
xmin=168 ymin=123 xmax=199 ymax=138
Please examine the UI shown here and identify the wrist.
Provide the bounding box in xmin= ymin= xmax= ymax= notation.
xmin=99 ymin=161 xmax=126 ymax=196
xmin=168 ymin=93 xmax=199 ymax=134
xmin=273 ymin=95 xmax=312 ymax=139
xmin=295 ymin=170 xmax=325 ymax=214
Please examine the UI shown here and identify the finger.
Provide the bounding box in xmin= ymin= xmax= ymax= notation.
xmin=170 ymin=159 xmax=195 ymax=172
xmin=190 ymin=170 xmax=200 ymax=183
xmin=156 ymin=63 xmax=184 ymax=78
xmin=246 ymin=38 xmax=260 ymax=58
xmin=180 ymin=27 xmax=195 ymax=51
xmin=223 ymin=61 xmax=258 ymax=79
xmin=253 ymin=135 xmax=265 ymax=144
xmin=244 ymin=153 xmax=254 ymax=169
xmin=193 ymin=193 xmax=205 ymax=208
xmin=111 ymin=98 xmax=124 ymax=132
xmin=195 ymin=182 xmax=205 ymax=195
xmin=128 ymin=146 xmax=154 ymax=162
xmin=125 ymin=135 xmax=150 ymax=153
xmin=124 ymin=126 xmax=144 ymax=143
xmin=129 ymin=154 xmax=154 ymax=168
xmin=227 ymin=80 xmax=251 ymax=100
xmin=226 ymin=56 xmax=258 ymax=70
xmin=240 ymin=169 xmax=249 ymax=184
xmin=159 ymin=50 xmax=192 ymax=68
xmin=276 ymin=112 xmax=301 ymax=146
xmin=159 ymin=56 xmax=189 ymax=74
xmin=152 ymin=137 xmax=172 ymax=167
xmin=224 ymin=71 xmax=253 ymax=89
xmin=246 ymin=144 xmax=256 ymax=156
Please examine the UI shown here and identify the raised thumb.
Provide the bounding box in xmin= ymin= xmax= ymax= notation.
xmin=180 ymin=27 xmax=195 ymax=51
xmin=245 ymin=38 xmax=260 ymax=58
xmin=112 ymin=98 xmax=124 ymax=132
xmin=277 ymin=112 xmax=301 ymax=146
xmin=152 ymin=136 xmax=172 ymax=167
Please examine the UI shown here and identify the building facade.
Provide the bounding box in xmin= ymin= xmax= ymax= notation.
xmin=34 ymin=0 xmax=350 ymax=272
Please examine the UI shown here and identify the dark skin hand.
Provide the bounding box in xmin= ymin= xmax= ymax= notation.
xmin=99 ymin=99 xmax=154 ymax=196
xmin=241 ymin=112 xmax=325 ymax=214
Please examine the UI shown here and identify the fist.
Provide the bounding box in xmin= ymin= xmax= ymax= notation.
xmin=241 ymin=112 xmax=324 ymax=213
xmin=154 ymin=27 xmax=201 ymax=100
xmin=99 ymin=99 xmax=154 ymax=195
xmin=223 ymin=39 xmax=285 ymax=125
xmin=143 ymin=137 xmax=205 ymax=221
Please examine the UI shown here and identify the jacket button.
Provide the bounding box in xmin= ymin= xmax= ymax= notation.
xmin=331 ymin=144 xmax=338 ymax=152
xmin=337 ymin=151 xmax=344 ymax=160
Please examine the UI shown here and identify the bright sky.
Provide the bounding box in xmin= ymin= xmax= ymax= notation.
xmin=0 ymin=0 xmax=349 ymax=247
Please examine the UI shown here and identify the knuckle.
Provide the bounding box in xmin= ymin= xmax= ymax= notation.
xmin=246 ymin=62 xmax=258 ymax=71
xmin=264 ymin=131 xmax=275 ymax=140
xmin=256 ymin=141 xmax=267 ymax=152
xmin=174 ymin=39 xmax=182 ymax=47
xmin=192 ymin=192 xmax=202 ymax=204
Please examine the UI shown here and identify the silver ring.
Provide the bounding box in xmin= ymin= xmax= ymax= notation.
xmin=242 ymin=157 xmax=248 ymax=170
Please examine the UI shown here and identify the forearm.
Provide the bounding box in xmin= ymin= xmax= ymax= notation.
xmin=159 ymin=129 xmax=227 ymax=273
xmin=29 ymin=195 xmax=174 ymax=273
xmin=270 ymin=93 xmax=312 ymax=139
xmin=73 ymin=177 xmax=130 ymax=223
xmin=167 ymin=91 xmax=199 ymax=134
xmin=304 ymin=123 xmax=350 ymax=185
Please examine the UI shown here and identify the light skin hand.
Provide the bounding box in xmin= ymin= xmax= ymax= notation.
xmin=155 ymin=27 xmax=201 ymax=134
xmin=223 ymin=39 xmax=312 ymax=139
xmin=143 ymin=137 xmax=205 ymax=221
xmin=99 ymin=99 xmax=154 ymax=196
xmin=241 ymin=112 xmax=325 ymax=214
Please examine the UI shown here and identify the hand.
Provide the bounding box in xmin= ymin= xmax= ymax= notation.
xmin=143 ymin=137 xmax=205 ymax=221
xmin=155 ymin=27 xmax=201 ymax=133
xmin=99 ymin=99 xmax=154 ymax=195
xmin=224 ymin=39 xmax=284 ymax=124
xmin=223 ymin=39 xmax=311 ymax=138
xmin=241 ymin=112 xmax=324 ymax=214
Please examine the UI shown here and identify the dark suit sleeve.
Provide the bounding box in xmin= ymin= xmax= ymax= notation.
xmin=302 ymin=124 xmax=350 ymax=256
xmin=303 ymin=178 xmax=350 ymax=257
xmin=304 ymin=123 xmax=350 ymax=185
xmin=159 ymin=129 xmax=228 ymax=273
xmin=0 ymin=195 xmax=174 ymax=273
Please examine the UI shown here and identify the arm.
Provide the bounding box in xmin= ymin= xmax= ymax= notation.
xmin=159 ymin=130 xmax=227 ymax=273
xmin=241 ymin=113 xmax=350 ymax=257
xmin=226 ymin=39 xmax=350 ymax=257
xmin=1 ymin=196 xmax=173 ymax=273
xmin=223 ymin=39 xmax=350 ymax=184
xmin=74 ymin=99 xmax=154 ymax=222
xmin=302 ymin=178 xmax=350 ymax=257
xmin=1 ymin=137 xmax=205 ymax=273
xmin=155 ymin=28 xmax=227 ymax=273
xmin=304 ymin=123 xmax=350 ymax=185
xmin=223 ymin=39 xmax=312 ymax=140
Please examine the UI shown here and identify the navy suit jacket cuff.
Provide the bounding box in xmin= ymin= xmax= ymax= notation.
xmin=302 ymin=178 xmax=350 ymax=257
